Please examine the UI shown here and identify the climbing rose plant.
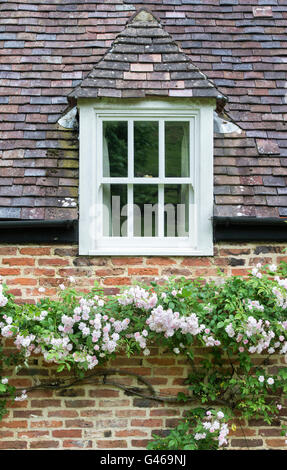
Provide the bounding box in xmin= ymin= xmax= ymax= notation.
xmin=1 ymin=262 xmax=287 ymax=449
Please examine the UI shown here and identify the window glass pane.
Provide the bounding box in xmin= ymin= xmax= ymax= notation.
xmin=134 ymin=121 xmax=159 ymax=178
xmin=164 ymin=184 xmax=189 ymax=237
xmin=134 ymin=185 xmax=158 ymax=237
xmin=103 ymin=121 xmax=128 ymax=177
xmin=102 ymin=184 xmax=127 ymax=237
xmin=165 ymin=121 xmax=190 ymax=177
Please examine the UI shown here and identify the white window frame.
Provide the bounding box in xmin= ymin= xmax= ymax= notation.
xmin=78 ymin=98 xmax=215 ymax=256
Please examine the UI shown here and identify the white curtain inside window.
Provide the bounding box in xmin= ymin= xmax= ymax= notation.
xmin=179 ymin=126 xmax=189 ymax=236
xmin=102 ymin=135 xmax=111 ymax=236
xmin=102 ymin=121 xmax=190 ymax=238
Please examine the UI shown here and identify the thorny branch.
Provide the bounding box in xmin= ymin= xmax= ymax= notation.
xmin=0 ymin=368 xmax=192 ymax=404
xmin=0 ymin=367 xmax=233 ymax=406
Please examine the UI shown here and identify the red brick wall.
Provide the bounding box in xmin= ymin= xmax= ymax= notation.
xmin=1 ymin=242 xmax=286 ymax=302
xmin=0 ymin=242 xmax=287 ymax=450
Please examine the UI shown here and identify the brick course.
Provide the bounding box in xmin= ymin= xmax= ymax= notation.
xmin=1 ymin=242 xmax=286 ymax=299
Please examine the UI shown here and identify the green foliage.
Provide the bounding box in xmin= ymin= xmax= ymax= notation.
xmin=147 ymin=408 xmax=231 ymax=450
xmin=1 ymin=262 xmax=287 ymax=449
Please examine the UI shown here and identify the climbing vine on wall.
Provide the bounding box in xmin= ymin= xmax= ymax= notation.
xmin=1 ymin=262 xmax=287 ymax=450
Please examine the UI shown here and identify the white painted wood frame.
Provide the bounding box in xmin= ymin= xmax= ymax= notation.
xmin=78 ymin=98 xmax=215 ymax=256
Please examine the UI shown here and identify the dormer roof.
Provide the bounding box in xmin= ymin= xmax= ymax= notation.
xmin=70 ymin=8 xmax=225 ymax=102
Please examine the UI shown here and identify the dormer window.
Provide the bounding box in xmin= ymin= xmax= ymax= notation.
xmin=78 ymin=98 xmax=214 ymax=256
xmin=71 ymin=8 xmax=223 ymax=256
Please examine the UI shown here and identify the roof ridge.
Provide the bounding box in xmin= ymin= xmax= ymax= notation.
xmin=126 ymin=7 xmax=161 ymax=26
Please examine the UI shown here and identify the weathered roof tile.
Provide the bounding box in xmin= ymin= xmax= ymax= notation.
xmin=0 ymin=1 xmax=286 ymax=220
xmin=70 ymin=8 xmax=222 ymax=101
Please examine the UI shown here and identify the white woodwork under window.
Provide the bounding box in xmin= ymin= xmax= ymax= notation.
xmin=78 ymin=99 xmax=214 ymax=256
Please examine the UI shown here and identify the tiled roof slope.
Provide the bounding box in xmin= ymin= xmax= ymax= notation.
xmin=0 ymin=0 xmax=286 ymax=220
xmin=70 ymin=8 xmax=223 ymax=100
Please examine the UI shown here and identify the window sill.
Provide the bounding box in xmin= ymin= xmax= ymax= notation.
xmin=81 ymin=248 xmax=214 ymax=256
